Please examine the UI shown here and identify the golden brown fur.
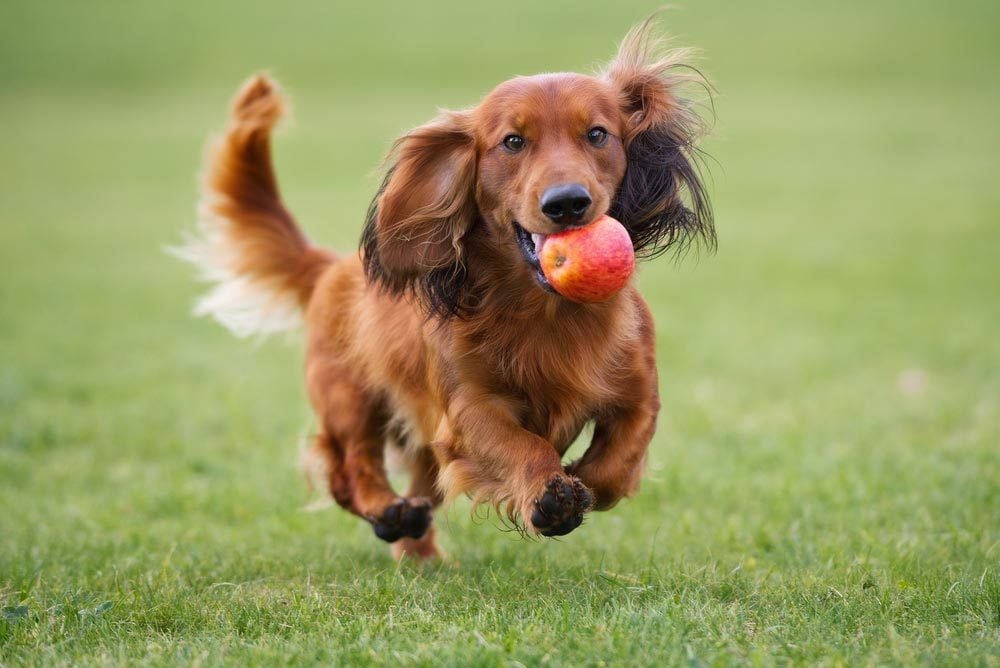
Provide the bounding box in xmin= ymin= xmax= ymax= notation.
xmin=180 ymin=21 xmax=713 ymax=559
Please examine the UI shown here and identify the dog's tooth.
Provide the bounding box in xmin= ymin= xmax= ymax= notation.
xmin=531 ymin=233 xmax=546 ymax=252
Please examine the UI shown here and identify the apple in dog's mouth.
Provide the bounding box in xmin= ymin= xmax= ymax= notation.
xmin=537 ymin=215 xmax=635 ymax=303
xmin=513 ymin=216 xmax=635 ymax=302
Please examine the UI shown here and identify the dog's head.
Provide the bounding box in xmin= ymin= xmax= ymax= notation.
xmin=362 ymin=20 xmax=714 ymax=316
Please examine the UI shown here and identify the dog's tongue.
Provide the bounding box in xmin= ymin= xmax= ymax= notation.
xmin=531 ymin=233 xmax=547 ymax=256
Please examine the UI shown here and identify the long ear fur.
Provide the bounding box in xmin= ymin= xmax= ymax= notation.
xmin=361 ymin=110 xmax=477 ymax=317
xmin=605 ymin=19 xmax=715 ymax=258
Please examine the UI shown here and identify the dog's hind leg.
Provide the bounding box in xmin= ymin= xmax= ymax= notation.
xmin=307 ymin=361 xmax=433 ymax=546
xmin=390 ymin=445 xmax=444 ymax=560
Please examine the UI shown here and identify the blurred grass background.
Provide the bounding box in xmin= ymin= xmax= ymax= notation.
xmin=1 ymin=0 xmax=999 ymax=664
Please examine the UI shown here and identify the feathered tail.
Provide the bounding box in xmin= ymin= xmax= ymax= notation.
xmin=173 ymin=75 xmax=333 ymax=338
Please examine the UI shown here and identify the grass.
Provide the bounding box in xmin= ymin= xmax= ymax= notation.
xmin=2 ymin=0 xmax=999 ymax=664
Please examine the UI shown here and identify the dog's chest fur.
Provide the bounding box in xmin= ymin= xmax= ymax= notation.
xmin=447 ymin=293 xmax=640 ymax=452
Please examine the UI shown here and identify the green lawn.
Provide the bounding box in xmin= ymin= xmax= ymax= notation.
xmin=2 ymin=1 xmax=999 ymax=665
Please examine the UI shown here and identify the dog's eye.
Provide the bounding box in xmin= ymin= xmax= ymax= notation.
xmin=502 ymin=134 xmax=525 ymax=152
xmin=587 ymin=127 xmax=609 ymax=147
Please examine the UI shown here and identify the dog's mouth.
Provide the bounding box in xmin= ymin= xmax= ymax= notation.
xmin=513 ymin=221 xmax=554 ymax=293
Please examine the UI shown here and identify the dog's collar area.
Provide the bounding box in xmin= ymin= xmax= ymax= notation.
xmin=513 ymin=221 xmax=555 ymax=294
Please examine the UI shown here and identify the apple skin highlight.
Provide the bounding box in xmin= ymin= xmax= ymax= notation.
xmin=539 ymin=214 xmax=636 ymax=303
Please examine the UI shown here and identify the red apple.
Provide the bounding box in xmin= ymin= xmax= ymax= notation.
xmin=539 ymin=214 xmax=635 ymax=303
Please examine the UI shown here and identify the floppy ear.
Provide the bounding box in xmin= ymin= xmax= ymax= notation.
xmin=361 ymin=110 xmax=477 ymax=315
xmin=605 ymin=20 xmax=715 ymax=258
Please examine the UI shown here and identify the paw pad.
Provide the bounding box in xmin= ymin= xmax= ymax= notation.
xmin=371 ymin=497 xmax=433 ymax=543
xmin=530 ymin=477 xmax=594 ymax=537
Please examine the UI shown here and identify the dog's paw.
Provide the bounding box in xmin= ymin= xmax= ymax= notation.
xmin=370 ymin=497 xmax=433 ymax=543
xmin=530 ymin=476 xmax=594 ymax=537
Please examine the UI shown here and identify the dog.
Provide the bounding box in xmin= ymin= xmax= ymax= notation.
xmin=177 ymin=19 xmax=713 ymax=560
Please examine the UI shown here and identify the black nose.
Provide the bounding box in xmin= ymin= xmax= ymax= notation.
xmin=540 ymin=183 xmax=592 ymax=225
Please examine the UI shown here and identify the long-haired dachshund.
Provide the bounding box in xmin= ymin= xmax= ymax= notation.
xmin=178 ymin=20 xmax=713 ymax=559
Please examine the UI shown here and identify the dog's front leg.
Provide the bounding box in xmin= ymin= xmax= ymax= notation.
xmin=436 ymin=395 xmax=594 ymax=536
xmin=566 ymin=389 xmax=660 ymax=511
